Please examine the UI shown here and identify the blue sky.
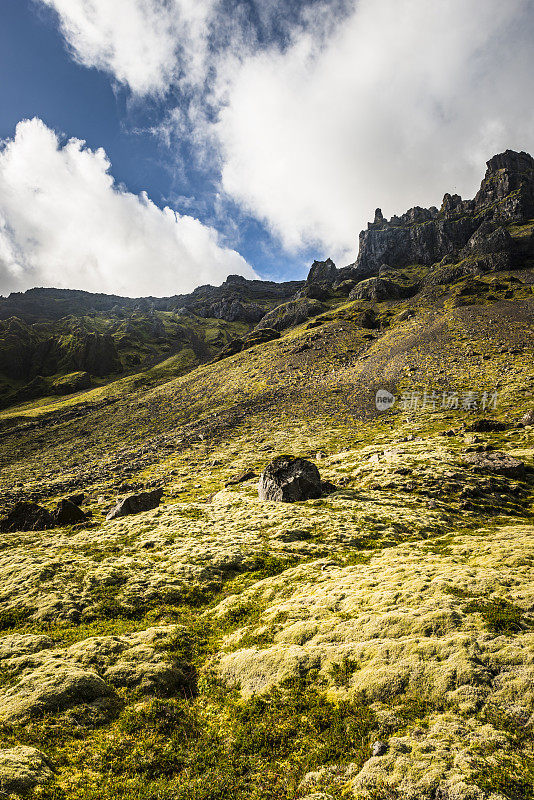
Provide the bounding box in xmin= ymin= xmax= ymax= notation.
xmin=0 ymin=0 xmax=533 ymax=297
xmin=0 ymin=0 xmax=314 ymax=287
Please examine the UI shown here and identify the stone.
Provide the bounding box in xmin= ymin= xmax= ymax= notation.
xmin=0 ymin=746 xmax=54 ymax=796
xmin=521 ymin=408 xmax=534 ymax=426
xmin=213 ymin=328 xmax=280 ymax=362
xmin=462 ymin=452 xmax=525 ymax=478
xmin=464 ymin=419 xmax=508 ymax=433
xmin=66 ymin=493 xmax=85 ymax=505
xmin=258 ymin=456 xmax=323 ymax=502
xmin=371 ymin=740 xmax=388 ymax=756
xmin=255 ymin=299 xmax=325 ymax=333
xmin=225 ymin=470 xmax=256 ymax=487
xmin=106 ymin=488 xmax=164 ymax=521
xmin=349 ymin=277 xmax=403 ymax=302
xmin=0 ymin=501 xmax=55 ymax=533
xmin=54 ymin=499 xmax=88 ymax=526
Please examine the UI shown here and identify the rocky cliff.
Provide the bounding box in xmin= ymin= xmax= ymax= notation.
xmin=352 ymin=149 xmax=534 ymax=278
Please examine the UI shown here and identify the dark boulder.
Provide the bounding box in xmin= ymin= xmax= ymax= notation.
xmin=106 ymin=488 xmax=164 ymax=521
xmin=462 ymin=452 xmax=525 ymax=478
xmin=54 ymin=499 xmax=88 ymax=526
xmin=464 ymin=419 xmax=508 ymax=433
xmin=66 ymin=493 xmax=85 ymax=505
xmin=258 ymin=456 xmax=325 ymax=502
xmin=0 ymin=502 xmax=55 ymax=532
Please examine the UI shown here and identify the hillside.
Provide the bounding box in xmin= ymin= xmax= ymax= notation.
xmin=0 ymin=150 xmax=533 ymax=799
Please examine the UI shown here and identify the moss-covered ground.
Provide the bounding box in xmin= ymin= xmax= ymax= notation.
xmin=0 ymin=261 xmax=533 ymax=798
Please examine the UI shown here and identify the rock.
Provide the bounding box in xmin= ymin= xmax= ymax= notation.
xmin=258 ymin=456 xmax=324 ymax=502
xmin=0 ymin=501 xmax=55 ymax=533
xmin=66 ymin=493 xmax=85 ymax=505
xmin=106 ymin=488 xmax=164 ymax=521
xmin=213 ymin=328 xmax=280 ymax=362
xmin=521 ymin=408 xmax=534 ymax=426
xmin=53 ymin=499 xmax=88 ymax=526
xmin=464 ymin=419 xmax=508 ymax=433
xmin=354 ymin=149 xmax=534 ymax=279
xmin=255 ymin=298 xmax=325 ymax=333
xmin=303 ymin=282 xmax=330 ymax=301
xmin=225 ymin=470 xmax=256 ymax=487
xmin=371 ymin=740 xmax=388 ymax=756
xmin=0 ymin=746 xmax=54 ymax=796
xmin=462 ymin=452 xmax=525 ymax=478
xmin=0 ymin=664 xmax=114 ymax=723
xmin=306 ymin=258 xmax=337 ymax=285
xmin=349 ymin=277 xmax=403 ymax=302
xmin=333 ymin=279 xmax=357 ymax=295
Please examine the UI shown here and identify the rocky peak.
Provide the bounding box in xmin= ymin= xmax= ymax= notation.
xmin=306 ymin=258 xmax=337 ymax=284
xmin=474 ymin=149 xmax=534 ymax=221
xmin=354 ymin=148 xmax=534 ymax=278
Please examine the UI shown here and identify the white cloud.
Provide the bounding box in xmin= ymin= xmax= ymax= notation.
xmin=216 ymin=0 xmax=534 ymax=259
xmin=39 ymin=0 xmax=217 ymax=95
xmin=34 ymin=0 xmax=534 ymax=265
xmin=0 ymin=118 xmax=256 ymax=297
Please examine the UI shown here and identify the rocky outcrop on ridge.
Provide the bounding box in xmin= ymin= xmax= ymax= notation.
xmin=352 ymin=149 xmax=534 ymax=279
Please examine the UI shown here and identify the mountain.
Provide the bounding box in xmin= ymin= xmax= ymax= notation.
xmin=0 ymin=151 xmax=533 ymax=800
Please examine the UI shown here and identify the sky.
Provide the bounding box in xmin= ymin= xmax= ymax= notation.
xmin=0 ymin=0 xmax=533 ymax=298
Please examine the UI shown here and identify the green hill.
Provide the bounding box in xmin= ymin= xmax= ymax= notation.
xmin=0 ymin=151 xmax=533 ymax=800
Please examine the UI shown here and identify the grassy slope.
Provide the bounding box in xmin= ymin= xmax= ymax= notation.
xmin=0 ymin=258 xmax=533 ymax=798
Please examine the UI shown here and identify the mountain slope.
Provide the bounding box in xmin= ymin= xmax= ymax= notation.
xmin=0 ymin=151 xmax=533 ymax=800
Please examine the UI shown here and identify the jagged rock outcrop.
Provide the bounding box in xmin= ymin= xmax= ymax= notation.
xmin=213 ymin=328 xmax=280 ymax=362
xmin=353 ymin=150 xmax=534 ymax=279
xmin=255 ymin=299 xmax=325 ymax=332
xmin=348 ymin=277 xmax=403 ymax=302
xmin=306 ymin=258 xmax=337 ymax=285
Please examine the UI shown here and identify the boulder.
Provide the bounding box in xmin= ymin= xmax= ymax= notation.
xmin=53 ymin=499 xmax=88 ymax=526
xmin=464 ymin=419 xmax=508 ymax=433
xmin=462 ymin=452 xmax=525 ymax=478
xmin=0 ymin=746 xmax=54 ymax=796
xmin=106 ymin=488 xmax=164 ymax=521
xmin=521 ymin=409 xmax=534 ymax=426
xmin=0 ymin=502 xmax=55 ymax=533
xmin=258 ymin=456 xmax=324 ymax=502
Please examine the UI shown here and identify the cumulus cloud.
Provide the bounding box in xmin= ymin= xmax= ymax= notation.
xmin=216 ymin=0 xmax=534 ymax=259
xmin=33 ymin=0 xmax=534 ymax=266
xmin=39 ymin=0 xmax=217 ymax=95
xmin=0 ymin=118 xmax=256 ymax=297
